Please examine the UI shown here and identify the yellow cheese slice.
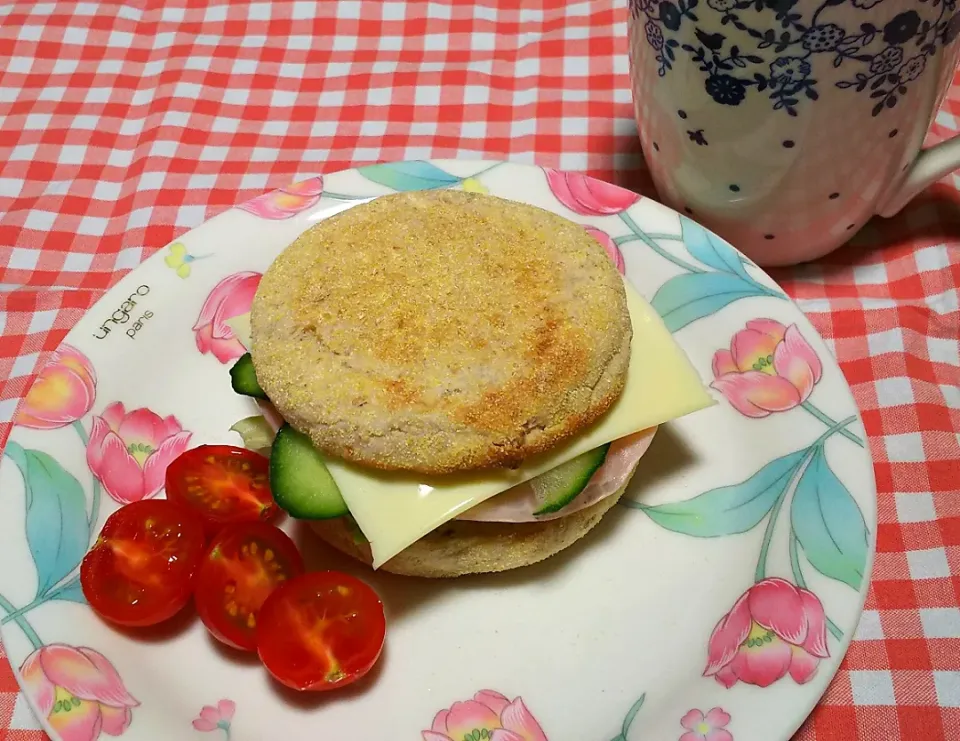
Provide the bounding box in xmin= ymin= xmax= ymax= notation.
xmin=230 ymin=280 xmax=713 ymax=567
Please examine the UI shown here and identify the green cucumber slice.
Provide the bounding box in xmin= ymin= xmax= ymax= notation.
xmin=269 ymin=424 xmax=349 ymax=519
xmin=229 ymin=353 xmax=267 ymax=399
xmin=531 ymin=444 xmax=610 ymax=515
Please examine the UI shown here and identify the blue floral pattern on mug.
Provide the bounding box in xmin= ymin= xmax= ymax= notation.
xmin=629 ymin=0 xmax=960 ymax=116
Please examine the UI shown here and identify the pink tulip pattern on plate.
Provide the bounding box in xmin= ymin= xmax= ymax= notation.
xmin=15 ymin=344 xmax=97 ymax=430
xmin=193 ymin=699 xmax=235 ymax=740
xmin=607 ymin=135 xmax=869 ymax=698
xmin=625 ymin=317 xmax=869 ymax=686
xmin=20 ymin=644 xmax=139 ymax=741
xmin=237 ymin=176 xmax=323 ymax=219
xmin=710 ymin=319 xmax=823 ymax=418
xmin=423 ymin=690 xmax=654 ymax=741
xmin=193 ymin=271 xmax=262 ymax=364
xmin=86 ymin=402 xmax=192 ymax=505
xmin=704 ymin=578 xmax=829 ymax=689
xmin=543 ymin=168 xmax=640 ymax=216
xmin=423 ymin=690 xmax=548 ymax=741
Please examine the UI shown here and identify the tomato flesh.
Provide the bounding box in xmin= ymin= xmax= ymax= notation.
xmin=194 ymin=522 xmax=304 ymax=651
xmin=165 ymin=445 xmax=278 ymax=536
xmin=80 ymin=500 xmax=206 ymax=627
xmin=257 ymin=571 xmax=386 ymax=692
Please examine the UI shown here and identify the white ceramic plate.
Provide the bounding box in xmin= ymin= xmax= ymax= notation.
xmin=0 ymin=160 xmax=876 ymax=741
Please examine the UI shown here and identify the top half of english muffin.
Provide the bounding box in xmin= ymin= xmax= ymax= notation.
xmin=250 ymin=189 xmax=632 ymax=474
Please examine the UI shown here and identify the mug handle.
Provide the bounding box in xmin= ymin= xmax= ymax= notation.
xmin=876 ymin=136 xmax=960 ymax=217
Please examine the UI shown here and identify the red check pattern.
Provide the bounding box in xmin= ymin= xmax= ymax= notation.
xmin=1 ymin=2 xmax=959 ymax=739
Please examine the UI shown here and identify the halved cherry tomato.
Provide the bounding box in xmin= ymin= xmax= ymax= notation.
xmin=257 ymin=571 xmax=386 ymax=692
xmin=165 ymin=445 xmax=278 ymax=536
xmin=80 ymin=500 xmax=206 ymax=627
xmin=194 ymin=522 xmax=304 ymax=651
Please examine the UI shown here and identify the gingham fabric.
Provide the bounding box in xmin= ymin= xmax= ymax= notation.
xmin=1 ymin=1 xmax=958 ymax=739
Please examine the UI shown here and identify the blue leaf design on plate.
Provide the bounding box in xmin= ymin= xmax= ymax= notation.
xmin=631 ymin=449 xmax=807 ymax=536
xmin=680 ymin=215 xmax=751 ymax=278
xmin=651 ymin=271 xmax=769 ymax=332
xmin=49 ymin=577 xmax=87 ymax=605
xmin=791 ymin=446 xmax=869 ymax=590
xmin=357 ymin=161 xmax=461 ymax=192
xmin=4 ymin=441 xmax=91 ymax=598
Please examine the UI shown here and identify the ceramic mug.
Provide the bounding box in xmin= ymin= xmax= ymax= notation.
xmin=627 ymin=0 xmax=960 ymax=265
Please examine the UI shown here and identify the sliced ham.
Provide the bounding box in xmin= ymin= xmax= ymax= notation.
xmin=456 ymin=428 xmax=656 ymax=523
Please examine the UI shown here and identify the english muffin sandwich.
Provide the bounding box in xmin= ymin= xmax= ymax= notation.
xmin=227 ymin=189 xmax=712 ymax=577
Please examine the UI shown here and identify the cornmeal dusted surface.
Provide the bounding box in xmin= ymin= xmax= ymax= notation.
xmin=251 ymin=190 xmax=631 ymax=474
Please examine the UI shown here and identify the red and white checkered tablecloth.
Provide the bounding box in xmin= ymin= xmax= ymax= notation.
xmin=1 ymin=1 xmax=958 ymax=739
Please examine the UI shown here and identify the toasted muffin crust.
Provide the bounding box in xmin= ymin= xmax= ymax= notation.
xmin=251 ymin=190 xmax=631 ymax=474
